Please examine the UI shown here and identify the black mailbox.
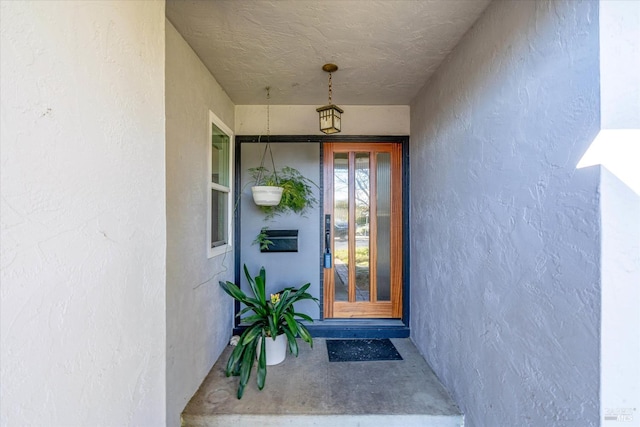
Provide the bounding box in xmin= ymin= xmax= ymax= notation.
xmin=260 ymin=229 xmax=299 ymax=253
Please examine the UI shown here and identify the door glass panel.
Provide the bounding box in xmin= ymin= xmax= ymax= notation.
xmin=333 ymin=153 xmax=349 ymax=301
xmin=355 ymin=153 xmax=370 ymax=301
xmin=376 ymin=153 xmax=391 ymax=301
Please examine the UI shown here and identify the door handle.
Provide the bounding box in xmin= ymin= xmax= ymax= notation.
xmin=324 ymin=214 xmax=332 ymax=268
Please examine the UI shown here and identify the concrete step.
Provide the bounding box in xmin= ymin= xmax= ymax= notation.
xmin=183 ymin=414 xmax=463 ymax=427
xmin=182 ymin=338 xmax=463 ymax=427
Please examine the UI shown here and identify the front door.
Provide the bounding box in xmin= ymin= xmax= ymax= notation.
xmin=323 ymin=142 xmax=403 ymax=318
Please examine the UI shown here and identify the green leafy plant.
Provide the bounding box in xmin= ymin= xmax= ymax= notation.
xmin=249 ymin=166 xmax=318 ymax=219
xmin=252 ymin=226 xmax=274 ymax=251
xmin=248 ymin=165 xmax=280 ymax=187
xmin=219 ymin=264 xmax=318 ymax=398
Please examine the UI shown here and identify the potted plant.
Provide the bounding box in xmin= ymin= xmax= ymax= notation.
xmin=219 ymin=264 xmax=318 ymax=398
xmin=249 ymin=165 xmax=284 ymax=206
xmin=248 ymin=166 xmax=318 ymax=219
xmin=250 ymin=88 xmax=285 ymax=206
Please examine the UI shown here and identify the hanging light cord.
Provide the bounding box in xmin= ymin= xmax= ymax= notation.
xmin=328 ymin=72 xmax=333 ymax=105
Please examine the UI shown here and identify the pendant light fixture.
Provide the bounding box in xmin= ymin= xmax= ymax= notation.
xmin=316 ymin=63 xmax=344 ymax=134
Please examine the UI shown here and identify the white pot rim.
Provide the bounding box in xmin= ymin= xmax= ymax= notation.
xmin=251 ymin=185 xmax=284 ymax=206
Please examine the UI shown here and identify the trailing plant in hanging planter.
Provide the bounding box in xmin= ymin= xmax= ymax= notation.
xmin=247 ymin=87 xmax=317 ymax=216
xmin=249 ymin=87 xmax=286 ymax=207
xmin=251 ymin=185 xmax=284 ymax=206
xmin=219 ymin=265 xmax=318 ymax=398
xmin=249 ymin=166 xmax=317 ymax=219
xmin=249 ymin=164 xmax=283 ymax=206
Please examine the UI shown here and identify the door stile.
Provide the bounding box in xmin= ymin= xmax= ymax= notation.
xmin=323 ymin=143 xmax=334 ymax=319
xmin=391 ymin=143 xmax=403 ymax=317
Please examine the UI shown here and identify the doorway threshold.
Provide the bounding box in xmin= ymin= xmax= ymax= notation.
xmin=233 ymin=319 xmax=409 ymax=339
xmin=300 ymin=318 xmax=409 ymax=338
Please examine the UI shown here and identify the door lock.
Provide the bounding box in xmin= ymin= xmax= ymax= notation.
xmin=324 ymin=214 xmax=332 ymax=268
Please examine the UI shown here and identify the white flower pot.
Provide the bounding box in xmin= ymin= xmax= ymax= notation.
xmin=258 ymin=334 xmax=287 ymax=366
xmin=251 ymin=186 xmax=284 ymax=206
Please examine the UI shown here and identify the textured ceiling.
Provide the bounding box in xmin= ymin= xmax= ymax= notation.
xmin=166 ymin=0 xmax=492 ymax=105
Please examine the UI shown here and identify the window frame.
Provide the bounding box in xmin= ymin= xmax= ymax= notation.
xmin=207 ymin=111 xmax=234 ymax=259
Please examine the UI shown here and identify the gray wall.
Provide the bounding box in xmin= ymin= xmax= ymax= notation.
xmin=409 ymin=1 xmax=601 ymax=426
xmin=239 ymin=142 xmax=322 ymax=319
xmin=165 ymin=21 xmax=235 ymax=426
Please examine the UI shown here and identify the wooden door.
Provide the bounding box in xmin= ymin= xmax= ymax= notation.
xmin=323 ymin=142 xmax=402 ymax=318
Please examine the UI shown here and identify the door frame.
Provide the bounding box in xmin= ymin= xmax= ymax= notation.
xmin=234 ymin=135 xmax=410 ymax=338
xmin=323 ymin=142 xmax=403 ymax=319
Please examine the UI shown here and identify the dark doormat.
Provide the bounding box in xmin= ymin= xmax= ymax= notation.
xmin=326 ymin=339 xmax=403 ymax=362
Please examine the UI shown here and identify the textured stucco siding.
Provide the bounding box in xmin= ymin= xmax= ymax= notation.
xmin=165 ymin=20 xmax=236 ymax=427
xmin=600 ymin=167 xmax=640 ymax=422
xmin=599 ymin=0 xmax=640 ymax=130
xmin=409 ymin=1 xmax=601 ymax=426
xmin=1 ymin=1 xmax=166 ymax=425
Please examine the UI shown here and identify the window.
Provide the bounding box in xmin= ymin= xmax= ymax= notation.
xmin=208 ymin=111 xmax=233 ymax=258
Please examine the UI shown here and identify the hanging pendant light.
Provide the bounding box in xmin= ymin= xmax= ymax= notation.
xmin=316 ymin=63 xmax=344 ymax=134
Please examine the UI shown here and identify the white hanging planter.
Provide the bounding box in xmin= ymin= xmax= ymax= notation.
xmin=258 ymin=334 xmax=287 ymax=366
xmin=252 ymin=185 xmax=283 ymax=206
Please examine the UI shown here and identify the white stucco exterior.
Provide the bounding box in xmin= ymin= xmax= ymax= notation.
xmin=1 ymin=1 xmax=167 ymax=425
xmin=600 ymin=167 xmax=640 ymax=426
xmin=597 ymin=2 xmax=640 ymax=424
xmin=599 ymin=0 xmax=640 ymax=130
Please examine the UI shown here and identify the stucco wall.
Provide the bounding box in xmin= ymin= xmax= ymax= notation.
xmin=239 ymin=142 xmax=322 ymax=319
xmin=409 ymin=1 xmax=601 ymax=426
xmin=600 ymin=167 xmax=640 ymax=425
xmin=600 ymin=0 xmax=640 ymax=130
xmin=165 ymin=20 xmax=236 ymax=426
xmin=598 ymin=2 xmax=640 ymax=423
xmin=236 ymin=105 xmax=410 ymax=135
xmin=1 ymin=1 xmax=166 ymax=426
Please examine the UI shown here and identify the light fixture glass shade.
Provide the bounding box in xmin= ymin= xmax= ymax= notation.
xmin=316 ymin=104 xmax=344 ymax=134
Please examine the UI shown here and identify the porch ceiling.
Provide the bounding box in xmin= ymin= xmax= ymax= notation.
xmin=165 ymin=0 xmax=491 ymax=106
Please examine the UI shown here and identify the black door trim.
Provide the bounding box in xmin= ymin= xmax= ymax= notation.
xmin=234 ymin=135 xmax=410 ymax=338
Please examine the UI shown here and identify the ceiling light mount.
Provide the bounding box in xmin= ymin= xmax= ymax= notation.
xmin=322 ymin=63 xmax=338 ymax=73
xmin=316 ymin=63 xmax=343 ymax=134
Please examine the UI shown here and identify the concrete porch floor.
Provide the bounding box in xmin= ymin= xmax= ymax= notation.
xmin=182 ymin=338 xmax=463 ymax=427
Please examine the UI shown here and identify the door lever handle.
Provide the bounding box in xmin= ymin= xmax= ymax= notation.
xmin=324 ymin=250 xmax=332 ymax=269
xmin=324 ymin=215 xmax=332 ymax=268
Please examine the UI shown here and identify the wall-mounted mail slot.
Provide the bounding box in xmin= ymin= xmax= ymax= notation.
xmin=261 ymin=229 xmax=298 ymax=253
